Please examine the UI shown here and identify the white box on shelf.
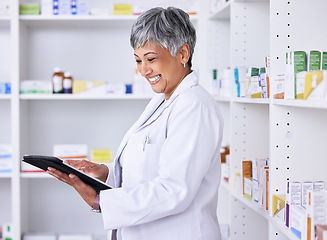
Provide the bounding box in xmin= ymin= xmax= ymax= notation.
xmin=0 ymin=0 xmax=10 ymax=15
xmin=58 ymin=234 xmax=93 ymax=240
xmin=290 ymin=205 xmax=307 ymax=240
xmin=252 ymin=158 xmax=268 ymax=203
xmin=53 ymin=144 xmax=88 ymax=159
xmin=71 ymin=0 xmax=89 ymax=15
xmin=40 ymin=0 xmax=52 ymax=15
xmin=306 ymin=189 xmax=327 ymax=240
xmin=2 ymin=223 xmax=13 ymax=240
xmin=301 ymin=181 xmax=313 ymax=207
xmin=23 ymin=233 xmax=56 ymax=240
xmin=0 ymin=144 xmax=12 ymax=173
xmin=58 ymin=0 xmax=70 ymax=15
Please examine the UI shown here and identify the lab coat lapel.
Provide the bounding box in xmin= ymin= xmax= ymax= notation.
xmin=135 ymin=99 xmax=166 ymax=131
xmin=135 ymin=71 xmax=199 ymax=131
xmin=113 ymin=94 xmax=165 ymax=162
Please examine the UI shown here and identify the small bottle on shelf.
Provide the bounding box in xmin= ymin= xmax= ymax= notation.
xmin=63 ymin=72 xmax=73 ymax=94
xmin=52 ymin=67 xmax=64 ymax=94
xmin=220 ymin=143 xmax=230 ymax=164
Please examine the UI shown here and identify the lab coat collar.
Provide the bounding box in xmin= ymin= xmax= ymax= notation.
xmin=165 ymin=70 xmax=198 ymax=104
xmin=117 ymin=70 xmax=199 ymax=149
xmin=136 ymin=71 xmax=199 ymax=130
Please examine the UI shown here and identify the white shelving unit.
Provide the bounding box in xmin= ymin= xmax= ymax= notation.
xmin=212 ymin=0 xmax=327 ymax=240
xmin=0 ymin=3 xmax=12 ymax=234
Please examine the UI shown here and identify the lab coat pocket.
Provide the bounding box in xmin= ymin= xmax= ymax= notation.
xmin=122 ymin=137 xmax=160 ymax=186
xmin=142 ymin=142 xmax=160 ymax=175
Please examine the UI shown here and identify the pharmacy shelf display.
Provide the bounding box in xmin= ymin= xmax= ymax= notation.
xmin=4 ymin=0 xmax=204 ymax=239
xmin=5 ymin=0 xmax=327 ymax=239
xmin=212 ymin=0 xmax=327 ymax=240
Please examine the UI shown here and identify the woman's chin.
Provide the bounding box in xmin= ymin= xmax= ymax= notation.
xmin=150 ymin=86 xmax=163 ymax=94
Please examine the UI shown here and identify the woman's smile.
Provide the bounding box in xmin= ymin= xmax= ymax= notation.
xmin=148 ymin=74 xmax=162 ymax=84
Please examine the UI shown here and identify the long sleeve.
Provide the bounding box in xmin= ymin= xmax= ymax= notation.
xmin=105 ymin=162 xmax=116 ymax=188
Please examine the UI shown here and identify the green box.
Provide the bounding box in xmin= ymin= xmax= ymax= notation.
xmin=308 ymin=50 xmax=321 ymax=71
xmin=322 ymin=52 xmax=327 ymax=70
xmin=19 ymin=4 xmax=40 ymax=15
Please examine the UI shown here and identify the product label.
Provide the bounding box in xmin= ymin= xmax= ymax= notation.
xmin=309 ymin=51 xmax=321 ymax=71
xmin=63 ymin=79 xmax=72 ymax=89
xmin=301 ymin=182 xmax=313 ymax=206
xmin=53 ymin=76 xmax=63 ymax=93
xmin=322 ymin=52 xmax=327 ymax=70
xmin=290 ymin=182 xmax=302 ymax=205
xmin=293 ymin=51 xmax=307 ymax=98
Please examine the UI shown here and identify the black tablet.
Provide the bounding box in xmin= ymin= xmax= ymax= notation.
xmin=22 ymin=155 xmax=112 ymax=192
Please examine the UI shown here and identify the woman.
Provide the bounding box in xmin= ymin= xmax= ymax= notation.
xmin=48 ymin=6 xmax=224 ymax=240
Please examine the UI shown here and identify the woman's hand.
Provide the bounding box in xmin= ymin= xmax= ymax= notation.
xmin=64 ymin=159 xmax=109 ymax=183
xmin=46 ymin=160 xmax=108 ymax=208
xmin=47 ymin=167 xmax=97 ymax=208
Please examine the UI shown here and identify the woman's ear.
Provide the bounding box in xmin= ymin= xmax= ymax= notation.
xmin=178 ymin=43 xmax=190 ymax=66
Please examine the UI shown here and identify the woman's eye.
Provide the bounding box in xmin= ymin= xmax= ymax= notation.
xmin=147 ymin=58 xmax=155 ymax=62
xmin=135 ymin=59 xmax=142 ymax=63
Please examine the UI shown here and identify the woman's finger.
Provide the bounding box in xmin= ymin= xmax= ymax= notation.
xmin=47 ymin=167 xmax=74 ymax=185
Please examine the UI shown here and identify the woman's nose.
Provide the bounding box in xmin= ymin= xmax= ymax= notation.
xmin=139 ymin=63 xmax=152 ymax=77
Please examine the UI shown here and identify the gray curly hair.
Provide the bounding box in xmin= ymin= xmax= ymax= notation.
xmin=130 ymin=7 xmax=196 ymax=68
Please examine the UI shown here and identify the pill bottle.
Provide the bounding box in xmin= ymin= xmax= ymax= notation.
xmin=220 ymin=143 xmax=230 ymax=164
xmin=52 ymin=67 xmax=64 ymax=94
xmin=63 ymin=71 xmax=73 ymax=94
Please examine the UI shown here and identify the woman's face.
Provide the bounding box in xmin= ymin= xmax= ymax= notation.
xmin=134 ymin=42 xmax=187 ymax=100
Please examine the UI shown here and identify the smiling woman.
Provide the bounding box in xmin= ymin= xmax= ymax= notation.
xmin=133 ymin=42 xmax=191 ymax=99
xmin=131 ymin=7 xmax=196 ymax=100
xmin=47 ymin=6 xmax=224 ymax=240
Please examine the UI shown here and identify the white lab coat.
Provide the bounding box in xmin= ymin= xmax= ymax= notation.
xmin=100 ymin=71 xmax=223 ymax=240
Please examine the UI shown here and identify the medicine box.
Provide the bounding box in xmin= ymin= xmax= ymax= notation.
xmin=0 ymin=144 xmax=12 ymax=173
xmin=272 ymin=194 xmax=286 ymax=222
xmin=75 ymin=0 xmax=89 ymax=15
xmin=2 ymin=223 xmax=12 ymax=240
xmin=53 ymin=144 xmax=88 ymax=159
xmin=20 ymin=80 xmax=52 ymax=94
xmin=290 ymin=205 xmax=307 ymax=240
xmin=23 ymin=233 xmax=56 ymax=240
xmin=113 ymin=4 xmax=132 ymax=15
xmin=0 ymin=82 xmax=10 ymax=94
xmin=73 ymin=80 xmax=107 ymax=95
xmin=273 ymin=74 xmax=285 ymax=99
xmin=58 ymin=234 xmax=93 ymax=240
xmin=0 ymin=0 xmax=10 ymax=15
xmin=242 ymin=160 xmax=252 ymax=196
xmin=40 ymin=0 xmax=52 ymax=15
xmin=19 ymin=3 xmax=40 ymax=14
xmin=58 ymin=0 xmax=70 ymax=15
xmin=243 ymin=177 xmax=252 ymax=200
xmin=306 ymin=189 xmax=327 ymax=240
xmin=301 ymin=181 xmax=313 ymax=207
xmin=305 ymin=71 xmax=327 ymax=100
xmin=91 ymin=149 xmax=111 ymax=164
